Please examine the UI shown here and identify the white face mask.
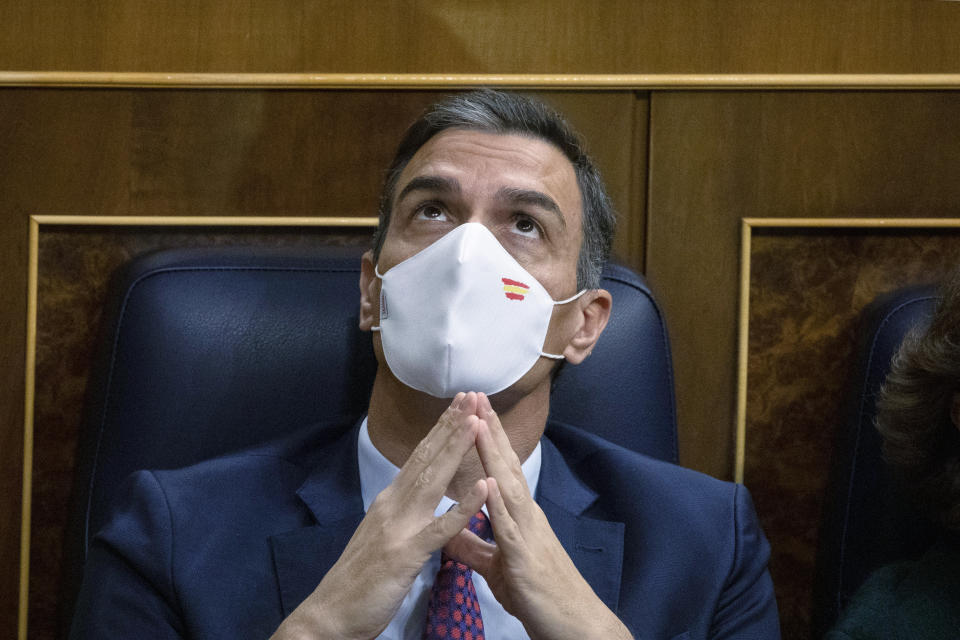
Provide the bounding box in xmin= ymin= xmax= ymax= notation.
xmin=372 ymin=223 xmax=585 ymax=398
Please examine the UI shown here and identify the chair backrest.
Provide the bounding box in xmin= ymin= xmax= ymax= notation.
xmin=62 ymin=244 xmax=677 ymax=628
xmin=812 ymin=283 xmax=940 ymax=636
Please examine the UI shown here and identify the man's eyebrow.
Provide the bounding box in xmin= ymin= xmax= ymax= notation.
xmin=496 ymin=187 xmax=566 ymax=230
xmin=395 ymin=175 xmax=461 ymax=203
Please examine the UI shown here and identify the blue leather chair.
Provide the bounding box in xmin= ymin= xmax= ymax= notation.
xmin=61 ymin=244 xmax=678 ymax=633
xmin=812 ymin=284 xmax=940 ymax=637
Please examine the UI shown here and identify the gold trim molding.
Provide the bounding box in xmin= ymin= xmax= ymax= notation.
xmin=3 ymin=72 xmax=960 ymax=90
xmin=20 ymin=214 xmax=378 ymax=640
xmin=735 ymin=217 xmax=960 ymax=484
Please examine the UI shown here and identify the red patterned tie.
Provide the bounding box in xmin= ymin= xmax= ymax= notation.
xmin=423 ymin=511 xmax=493 ymax=640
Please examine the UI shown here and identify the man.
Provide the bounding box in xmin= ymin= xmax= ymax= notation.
xmin=71 ymin=90 xmax=780 ymax=639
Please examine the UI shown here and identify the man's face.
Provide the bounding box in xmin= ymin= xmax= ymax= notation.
xmin=365 ymin=127 xmax=589 ymax=399
xmin=378 ymin=128 xmax=584 ymax=301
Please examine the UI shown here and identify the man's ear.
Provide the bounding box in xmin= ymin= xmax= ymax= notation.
xmin=358 ymin=250 xmax=379 ymax=331
xmin=562 ymin=289 xmax=612 ymax=365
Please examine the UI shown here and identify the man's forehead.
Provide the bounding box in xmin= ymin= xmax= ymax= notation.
xmin=393 ymin=129 xmax=582 ymax=217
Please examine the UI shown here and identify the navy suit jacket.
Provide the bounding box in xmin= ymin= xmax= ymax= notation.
xmin=71 ymin=420 xmax=780 ymax=639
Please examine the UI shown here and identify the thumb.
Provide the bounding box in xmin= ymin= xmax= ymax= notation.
xmin=444 ymin=529 xmax=497 ymax=574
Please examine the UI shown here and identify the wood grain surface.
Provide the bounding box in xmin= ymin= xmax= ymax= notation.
xmin=646 ymin=90 xmax=960 ymax=481
xmin=2 ymin=1 xmax=960 ymax=74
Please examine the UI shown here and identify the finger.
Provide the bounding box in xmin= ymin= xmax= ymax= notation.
xmin=475 ymin=420 xmax=532 ymax=525
xmin=398 ymin=392 xmax=467 ymax=479
xmin=417 ymin=478 xmax=488 ymax=551
xmin=403 ymin=414 xmax=481 ymax=514
xmin=443 ymin=528 xmax=497 ymax=575
xmin=478 ymin=394 xmax=532 ymax=511
xmin=477 ymin=394 xmax=528 ymax=487
xmin=475 ymin=418 xmax=509 ymax=480
xmin=478 ymin=393 xmax=519 ymax=461
xmin=393 ymin=393 xmax=480 ymax=509
xmin=484 ymin=477 xmax=525 ymax=550
xmin=477 ymin=394 xmax=524 ymax=477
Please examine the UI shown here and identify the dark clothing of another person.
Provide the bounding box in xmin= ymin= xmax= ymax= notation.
xmin=827 ymin=535 xmax=960 ymax=640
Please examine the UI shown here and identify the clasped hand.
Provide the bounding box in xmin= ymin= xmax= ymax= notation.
xmin=273 ymin=392 xmax=630 ymax=640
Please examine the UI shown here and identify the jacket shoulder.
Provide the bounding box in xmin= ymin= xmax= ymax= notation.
xmin=150 ymin=419 xmax=356 ymax=494
xmin=544 ymin=421 xmax=780 ymax=638
xmin=544 ymin=420 xmax=740 ymax=517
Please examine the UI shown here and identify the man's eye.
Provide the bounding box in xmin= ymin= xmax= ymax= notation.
xmin=512 ymin=215 xmax=541 ymax=238
xmin=414 ymin=204 xmax=448 ymax=221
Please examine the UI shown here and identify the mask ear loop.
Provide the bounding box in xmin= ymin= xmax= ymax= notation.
xmin=553 ymin=289 xmax=588 ymax=305
xmin=370 ymin=264 xmax=385 ymax=332
xmin=540 ymin=288 xmax=589 ymax=360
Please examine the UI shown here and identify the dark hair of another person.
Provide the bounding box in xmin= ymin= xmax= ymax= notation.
xmin=876 ymin=271 xmax=960 ymax=532
xmin=371 ymin=89 xmax=617 ymax=290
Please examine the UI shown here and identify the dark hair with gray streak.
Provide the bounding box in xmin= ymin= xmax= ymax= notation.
xmin=371 ymin=89 xmax=616 ymax=289
xmin=876 ymin=270 xmax=960 ymax=532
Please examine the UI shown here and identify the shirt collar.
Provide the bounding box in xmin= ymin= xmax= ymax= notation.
xmin=358 ymin=416 xmax=542 ymax=517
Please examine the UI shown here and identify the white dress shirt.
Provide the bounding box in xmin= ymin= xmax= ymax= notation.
xmin=357 ymin=418 xmax=541 ymax=640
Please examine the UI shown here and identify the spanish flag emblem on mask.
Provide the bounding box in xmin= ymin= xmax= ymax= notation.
xmin=501 ymin=277 xmax=530 ymax=301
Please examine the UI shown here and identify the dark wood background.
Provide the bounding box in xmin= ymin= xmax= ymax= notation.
xmin=4 ymin=3 xmax=960 ymax=639
xmin=3 ymin=1 xmax=960 ymax=73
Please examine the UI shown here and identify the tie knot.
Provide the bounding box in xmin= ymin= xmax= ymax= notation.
xmin=468 ymin=511 xmax=492 ymax=541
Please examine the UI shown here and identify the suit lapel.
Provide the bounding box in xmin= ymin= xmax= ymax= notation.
xmin=537 ymin=436 xmax=625 ymax=613
xmin=269 ymin=424 xmax=365 ymax=617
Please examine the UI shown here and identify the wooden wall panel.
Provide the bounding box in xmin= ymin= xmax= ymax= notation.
xmin=0 ymin=88 xmax=640 ymax=219
xmin=647 ymin=91 xmax=960 ymax=480
xmin=547 ymin=93 xmax=648 ymax=271
xmin=2 ymin=1 xmax=960 ymax=74
xmin=0 ymin=87 xmax=644 ymax=639
xmin=0 ymin=226 xmax=26 ymax=640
